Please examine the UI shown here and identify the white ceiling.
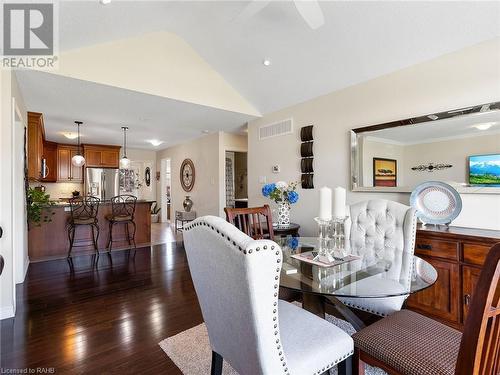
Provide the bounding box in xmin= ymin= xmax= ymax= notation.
xmin=58 ymin=1 xmax=500 ymax=114
xmin=15 ymin=70 xmax=255 ymax=149
xmin=364 ymin=110 xmax=500 ymax=145
xmin=16 ymin=1 xmax=500 ymax=149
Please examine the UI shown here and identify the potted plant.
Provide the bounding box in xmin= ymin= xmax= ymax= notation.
xmin=27 ymin=187 xmax=56 ymax=228
xmin=151 ymin=202 xmax=161 ymax=223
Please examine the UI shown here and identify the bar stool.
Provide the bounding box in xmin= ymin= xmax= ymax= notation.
xmin=67 ymin=196 xmax=100 ymax=258
xmin=106 ymin=195 xmax=137 ymax=255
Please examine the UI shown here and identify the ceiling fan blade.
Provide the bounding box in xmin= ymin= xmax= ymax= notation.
xmin=293 ymin=0 xmax=325 ymax=30
xmin=234 ymin=1 xmax=271 ymax=23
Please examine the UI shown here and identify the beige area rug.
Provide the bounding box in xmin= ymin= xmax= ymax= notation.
xmin=159 ymin=312 xmax=386 ymax=375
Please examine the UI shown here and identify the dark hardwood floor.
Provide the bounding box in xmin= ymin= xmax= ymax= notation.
xmin=1 ymin=242 xmax=203 ymax=374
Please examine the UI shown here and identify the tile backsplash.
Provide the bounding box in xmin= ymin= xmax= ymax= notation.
xmin=30 ymin=182 xmax=84 ymax=200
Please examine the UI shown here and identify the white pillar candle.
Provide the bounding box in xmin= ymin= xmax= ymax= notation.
xmin=333 ymin=187 xmax=346 ymax=218
xmin=319 ymin=186 xmax=332 ymax=220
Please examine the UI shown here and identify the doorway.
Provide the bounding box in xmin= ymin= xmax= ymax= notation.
xmin=161 ymin=158 xmax=172 ymax=223
xmin=225 ymin=151 xmax=247 ymax=209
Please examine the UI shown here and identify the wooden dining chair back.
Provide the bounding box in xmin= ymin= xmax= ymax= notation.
xmin=456 ymin=242 xmax=500 ymax=375
xmin=224 ymin=205 xmax=274 ymax=240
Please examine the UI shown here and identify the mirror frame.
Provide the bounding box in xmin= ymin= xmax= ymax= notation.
xmin=350 ymin=101 xmax=500 ymax=192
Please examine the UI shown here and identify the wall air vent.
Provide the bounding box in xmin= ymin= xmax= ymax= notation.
xmin=259 ymin=118 xmax=293 ymax=140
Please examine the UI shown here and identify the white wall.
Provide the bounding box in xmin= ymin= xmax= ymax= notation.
xmin=126 ymin=148 xmax=157 ymax=201
xmin=156 ymin=132 xmax=248 ymax=219
xmin=248 ymin=39 xmax=500 ymax=235
xmin=0 ymin=70 xmax=15 ymax=319
xmin=156 ymin=132 xmax=221 ymax=217
xmin=11 ymin=76 xmax=28 ymax=286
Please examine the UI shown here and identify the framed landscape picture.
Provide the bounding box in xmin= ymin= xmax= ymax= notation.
xmin=469 ymin=154 xmax=500 ymax=186
xmin=373 ymin=158 xmax=397 ymax=187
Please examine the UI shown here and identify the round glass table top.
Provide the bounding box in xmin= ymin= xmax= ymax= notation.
xmin=277 ymin=236 xmax=437 ymax=298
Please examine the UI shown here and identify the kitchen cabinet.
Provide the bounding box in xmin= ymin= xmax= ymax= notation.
xmin=83 ymin=145 xmax=120 ymax=168
xmin=41 ymin=141 xmax=57 ymax=182
xmin=407 ymin=225 xmax=500 ymax=330
xmin=27 ymin=112 xmax=45 ymax=180
xmin=57 ymin=145 xmax=83 ymax=182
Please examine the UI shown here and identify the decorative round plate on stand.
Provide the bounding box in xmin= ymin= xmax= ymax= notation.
xmin=410 ymin=181 xmax=462 ymax=226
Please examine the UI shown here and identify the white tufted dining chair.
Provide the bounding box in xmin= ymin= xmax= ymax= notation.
xmin=183 ymin=216 xmax=354 ymax=375
xmin=338 ymin=199 xmax=417 ymax=317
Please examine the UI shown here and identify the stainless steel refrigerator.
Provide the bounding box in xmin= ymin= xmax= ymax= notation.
xmin=85 ymin=168 xmax=120 ymax=200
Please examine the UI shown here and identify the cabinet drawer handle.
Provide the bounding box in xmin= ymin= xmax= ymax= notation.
xmin=417 ymin=244 xmax=432 ymax=250
xmin=464 ymin=294 xmax=471 ymax=306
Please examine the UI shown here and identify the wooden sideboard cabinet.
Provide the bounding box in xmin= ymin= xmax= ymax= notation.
xmin=83 ymin=144 xmax=120 ymax=168
xmin=407 ymin=225 xmax=500 ymax=330
xmin=57 ymin=144 xmax=83 ymax=182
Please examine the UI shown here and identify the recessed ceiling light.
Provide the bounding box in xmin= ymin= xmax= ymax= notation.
xmin=474 ymin=122 xmax=495 ymax=131
xmin=100 ymin=0 xmax=111 ymax=5
xmin=262 ymin=59 xmax=271 ymax=66
xmin=62 ymin=132 xmax=78 ymax=140
xmin=148 ymin=140 xmax=163 ymax=147
xmin=202 ymin=130 xmax=210 ymax=134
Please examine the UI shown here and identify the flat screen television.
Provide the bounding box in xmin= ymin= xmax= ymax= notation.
xmin=469 ymin=154 xmax=500 ymax=185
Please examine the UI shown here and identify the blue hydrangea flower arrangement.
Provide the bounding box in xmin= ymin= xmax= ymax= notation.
xmin=261 ymin=181 xmax=299 ymax=205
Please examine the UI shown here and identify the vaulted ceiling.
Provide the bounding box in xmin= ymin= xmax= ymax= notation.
xmin=16 ymin=1 xmax=500 ymax=149
xmin=57 ymin=1 xmax=500 ymax=114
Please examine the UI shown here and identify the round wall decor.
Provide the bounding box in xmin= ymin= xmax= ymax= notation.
xmin=180 ymin=159 xmax=195 ymax=192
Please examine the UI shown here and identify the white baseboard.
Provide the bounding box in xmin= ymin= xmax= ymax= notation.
xmin=0 ymin=305 xmax=15 ymax=320
xmin=23 ymin=256 xmax=29 ymax=279
xmin=15 ymin=256 xmax=30 ymax=284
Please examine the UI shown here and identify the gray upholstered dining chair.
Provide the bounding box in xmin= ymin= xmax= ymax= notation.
xmin=183 ymin=216 xmax=354 ymax=375
xmin=337 ymin=199 xmax=417 ymax=317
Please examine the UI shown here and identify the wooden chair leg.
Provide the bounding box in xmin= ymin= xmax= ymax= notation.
xmin=353 ymin=348 xmax=365 ymax=375
xmin=338 ymin=355 xmax=353 ymax=375
xmin=210 ymin=351 xmax=223 ymax=375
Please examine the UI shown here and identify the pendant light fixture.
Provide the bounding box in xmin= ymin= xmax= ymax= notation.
xmin=120 ymin=126 xmax=130 ymax=169
xmin=71 ymin=121 xmax=86 ymax=167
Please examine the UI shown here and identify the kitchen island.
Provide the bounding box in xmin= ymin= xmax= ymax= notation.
xmin=28 ymin=200 xmax=153 ymax=262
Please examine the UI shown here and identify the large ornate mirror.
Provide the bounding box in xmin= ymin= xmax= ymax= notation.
xmin=351 ymin=102 xmax=500 ymax=193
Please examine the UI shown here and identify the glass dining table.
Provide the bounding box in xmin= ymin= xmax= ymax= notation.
xmin=276 ymin=236 xmax=438 ymax=330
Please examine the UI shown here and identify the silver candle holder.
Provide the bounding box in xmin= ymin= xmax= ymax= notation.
xmin=313 ymin=217 xmax=335 ymax=263
xmin=330 ymin=216 xmax=348 ymax=258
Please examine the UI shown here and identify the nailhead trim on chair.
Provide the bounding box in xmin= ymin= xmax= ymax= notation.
xmin=341 ymin=301 xmax=388 ymax=317
xmin=312 ymin=350 xmax=354 ymax=375
xmin=184 ymin=219 xmax=290 ymax=374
